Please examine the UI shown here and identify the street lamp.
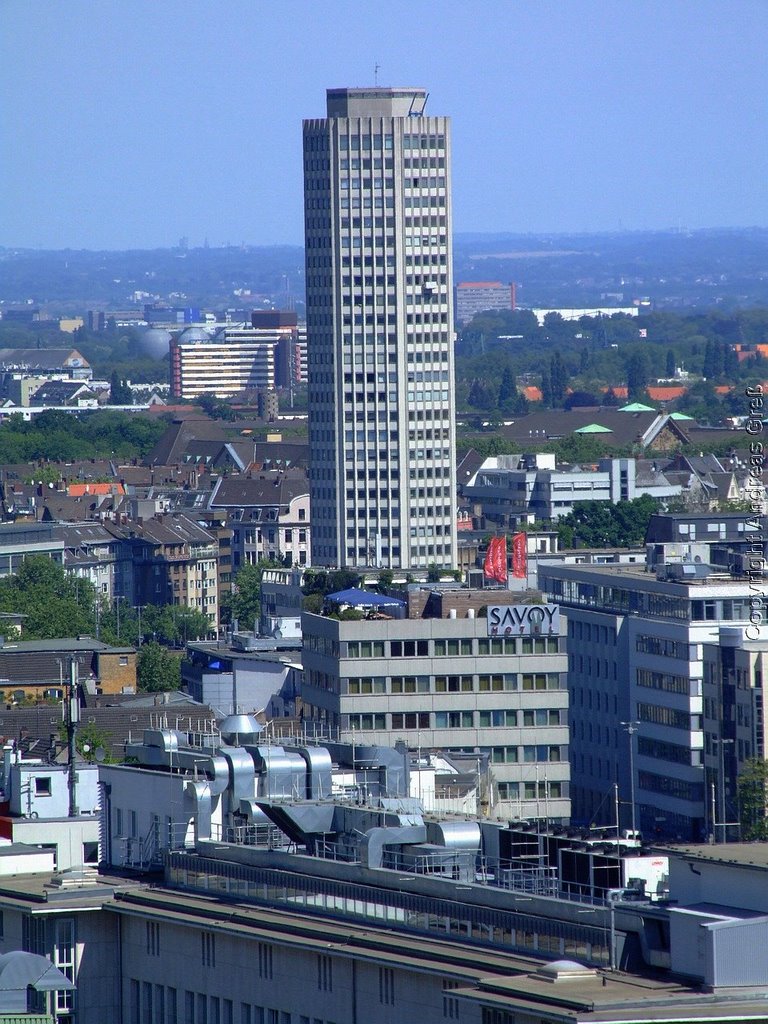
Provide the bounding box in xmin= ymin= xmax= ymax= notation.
xmin=621 ymin=721 xmax=640 ymax=836
xmin=134 ymin=605 xmax=145 ymax=647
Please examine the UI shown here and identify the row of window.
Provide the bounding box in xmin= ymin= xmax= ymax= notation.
xmin=637 ymin=667 xmax=694 ymax=695
xmin=387 ymin=709 xmax=564 ymax=729
xmin=314 ymin=671 xmax=563 ymax=694
xmin=497 ymin=781 xmax=564 ymax=800
xmin=344 ymin=636 xmax=560 ymax=658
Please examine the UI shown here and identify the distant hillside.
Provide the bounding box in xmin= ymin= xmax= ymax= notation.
xmin=1 ymin=227 xmax=767 ymax=312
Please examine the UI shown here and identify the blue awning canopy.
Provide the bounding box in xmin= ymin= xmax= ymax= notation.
xmin=326 ymin=587 xmax=405 ymax=609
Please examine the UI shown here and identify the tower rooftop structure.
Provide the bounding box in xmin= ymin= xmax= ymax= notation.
xmin=325 ymin=86 xmax=428 ymax=117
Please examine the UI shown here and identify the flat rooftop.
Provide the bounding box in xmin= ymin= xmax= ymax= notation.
xmin=661 ymin=842 xmax=768 ymax=870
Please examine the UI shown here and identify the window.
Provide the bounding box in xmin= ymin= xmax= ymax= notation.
xmin=390 ymin=639 xmax=429 ymax=657
xmin=391 ymin=675 xmax=429 ymax=693
xmin=317 ymin=953 xmax=333 ymax=992
xmin=34 ymin=776 xmax=52 ymax=796
xmin=435 ymin=711 xmax=473 ymax=729
xmin=478 ymin=674 xmax=516 ymax=691
xmin=479 ymin=710 xmax=516 ymax=727
xmin=434 ymin=675 xmax=473 ymax=692
xmin=202 ymin=931 xmax=216 ymax=967
xmin=347 ymin=714 xmax=385 ymax=731
xmin=521 ymin=673 xmax=561 ymax=690
xmin=379 ymin=967 xmax=395 ymax=1005
xmin=443 ymin=980 xmax=460 ymax=1019
xmin=391 ymin=712 xmax=430 ymax=730
xmin=168 ymin=988 xmax=178 ymax=1024
xmin=258 ymin=942 xmax=274 ymax=979
xmin=146 ymin=920 xmax=160 ymax=956
xmin=120 ymin=655 xmax=129 ymax=666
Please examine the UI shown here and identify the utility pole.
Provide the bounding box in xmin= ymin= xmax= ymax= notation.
xmin=621 ymin=721 xmax=640 ymax=836
xmin=66 ymin=658 xmax=80 ymax=817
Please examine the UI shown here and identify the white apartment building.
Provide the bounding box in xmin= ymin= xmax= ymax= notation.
xmin=303 ymin=87 xmax=457 ymax=569
xmin=170 ymin=327 xmax=276 ymax=399
xmin=300 ymin=607 xmax=570 ymax=821
xmin=465 ymin=453 xmax=681 ymax=527
xmin=540 ymin=558 xmax=767 ymax=842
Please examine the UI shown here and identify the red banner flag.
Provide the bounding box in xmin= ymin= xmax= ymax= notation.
xmin=511 ymin=532 xmax=527 ymax=579
xmin=484 ymin=536 xmax=508 ymax=584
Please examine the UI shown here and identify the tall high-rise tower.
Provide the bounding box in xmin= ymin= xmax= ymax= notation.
xmin=303 ymin=88 xmax=457 ymax=570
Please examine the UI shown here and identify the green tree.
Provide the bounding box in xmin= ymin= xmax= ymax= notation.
xmin=497 ymin=367 xmax=515 ymax=409
xmin=137 ymin=642 xmax=181 ymax=692
xmin=665 ymin=349 xmax=676 ymax=377
xmin=377 ymin=569 xmax=394 ymax=591
xmin=0 ymin=556 xmax=96 ymax=639
xmin=549 ymin=351 xmax=568 ymax=405
xmin=738 ymin=758 xmax=768 ymax=840
xmin=223 ymin=559 xmax=283 ymax=628
xmin=109 ymin=370 xmax=132 ymax=405
xmin=59 ymin=720 xmax=116 ymax=763
xmin=426 ymin=563 xmax=441 ymax=582
xmin=626 ymin=351 xmax=650 ymax=400
xmin=556 ymin=495 xmax=658 ymax=548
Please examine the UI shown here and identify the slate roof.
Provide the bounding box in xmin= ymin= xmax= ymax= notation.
xmin=29 ymin=380 xmax=95 ymax=405
xmin=251 ymin=441 xmax=310 ymax=470
xmin=143 ymin=417 xmax=227 ymax=466
xmin=0 ymin=699 xmax=217 ymax=761
xmin=456 ymin=449 xmax=486 ymax=495
xmin=491 ymin=409 xmax=692 ymax=449
xmin=209 ymin=469 xmax=309 ymax=510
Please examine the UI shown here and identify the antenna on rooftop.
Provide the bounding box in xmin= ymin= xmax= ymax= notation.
xmin=374 ymin=62 xmax=381 ymax=85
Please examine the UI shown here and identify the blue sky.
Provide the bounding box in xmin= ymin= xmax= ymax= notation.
xmin=1 ymin=0 xmax=766 ymax=249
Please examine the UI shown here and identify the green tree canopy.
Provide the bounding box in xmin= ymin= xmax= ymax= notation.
xmin=738 ymin=758 xmax=768 ymax=840
xmin=556 ymin=495 xmax=659 ymax=549
xmin=137 ymin=642 xmax=182 ymax=692
xmin=222 ymin=559 xmax=284 ymax=628
xmin=0 ymin=556 xmax=96 ymax=639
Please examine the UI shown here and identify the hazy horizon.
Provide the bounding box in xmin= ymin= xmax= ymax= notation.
xmin=2 ymin=0 xmax=766 ymax=250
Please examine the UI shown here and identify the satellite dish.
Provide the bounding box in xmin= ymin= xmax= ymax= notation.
xmin=94 ymin=747 xmax=106 ymax=762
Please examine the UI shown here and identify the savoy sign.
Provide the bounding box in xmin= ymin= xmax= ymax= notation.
xmin=487 ymin=603 xmax=560 ymax=637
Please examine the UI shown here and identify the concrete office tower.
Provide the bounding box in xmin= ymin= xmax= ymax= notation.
xmin=303 ymin=88 xmax=457 ymax=569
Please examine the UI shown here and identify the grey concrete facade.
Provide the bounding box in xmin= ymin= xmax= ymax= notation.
xmin=304 ymin=87 xmax=457 ymax=569
xmin=300 ymin=610 xmax=570 ymax=820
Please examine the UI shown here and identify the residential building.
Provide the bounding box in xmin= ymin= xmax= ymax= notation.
xmin=455 ymin=281 xmax=515 ymax=324
xmin=0 ymin=637 xmax=136 ymax=701
xmin=300 ymin=603 xmax=570 ymax=821
xmin=487 ymin=408 xmax=693 ymax=452
xmin=54 ymin=523 xmax=120 ymax=604
xmin=169 ymin=327 xmax=277 ymax=399
xmin=464 ymin=453 xmax=681 ymax=527
xmin=168 ymin=313 xmax=307 ymax=400
xmin=304 ymin=87 xmax=457 ymax=569
xmin=0 ymin=523 xmax=64 ymax=573
xmin=209 ymin=469 xmax=310 ymax=570
xmin=540 ymin=530 xmax=766 ymax=841
xmin=105 ymin=515 xmax=219 ymax=627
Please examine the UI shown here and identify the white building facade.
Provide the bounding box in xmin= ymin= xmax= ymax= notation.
xmin=300 ymin=609 xmax=570 ymax=821
xmin=304 ymin=87 xmax=457 ymax=569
